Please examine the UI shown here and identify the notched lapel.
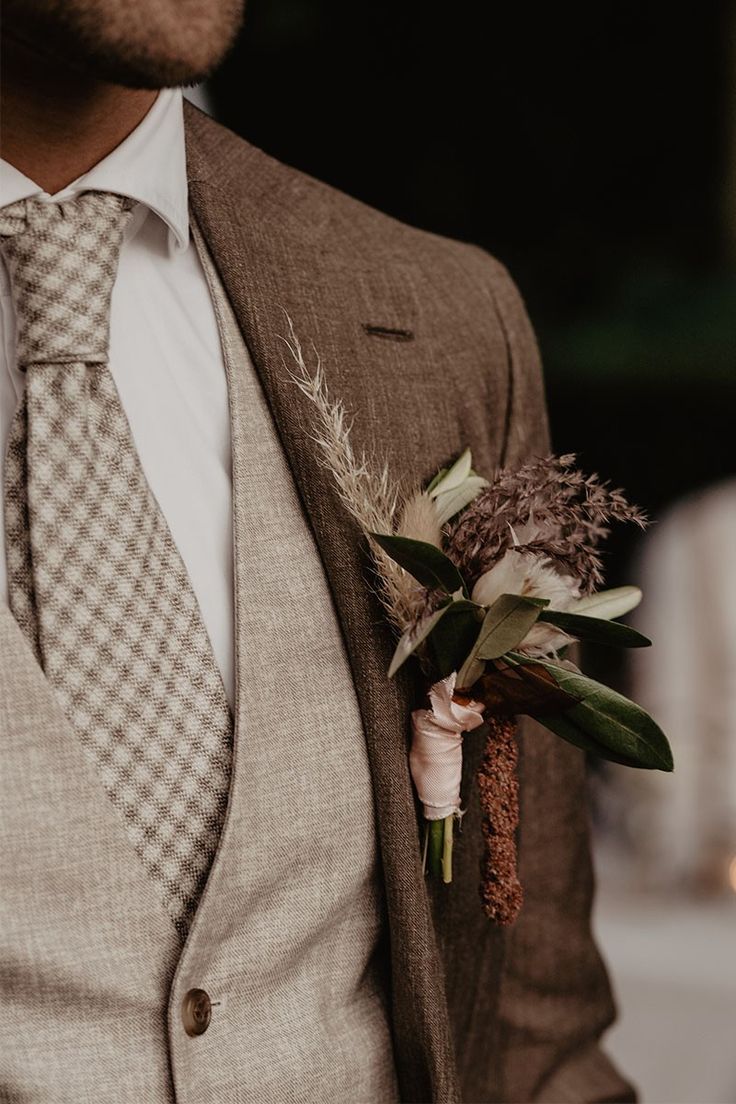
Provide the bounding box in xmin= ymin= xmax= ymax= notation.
xmin=186 ymin=107 xmax=461 ymax=1103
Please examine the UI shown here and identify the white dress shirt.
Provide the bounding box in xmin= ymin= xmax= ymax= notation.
xmin=0 ymin=89 xmax=235 ymax=707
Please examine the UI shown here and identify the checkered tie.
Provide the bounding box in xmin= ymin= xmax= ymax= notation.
xmin=0 ymin=193 xmax=233 ymax=939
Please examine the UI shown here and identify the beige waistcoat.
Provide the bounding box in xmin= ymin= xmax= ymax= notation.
xmin=0 ymin=230 xmax=398 ymax=1103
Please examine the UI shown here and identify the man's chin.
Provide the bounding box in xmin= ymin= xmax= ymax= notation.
xmin=71 ymin=48 xmax=224 ymax=92
xmin=2 ymin=0 xmax=245 ymax=92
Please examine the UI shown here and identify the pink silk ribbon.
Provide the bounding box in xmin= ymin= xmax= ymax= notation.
xmin=409 ymin=672 xmax=486 ymax=820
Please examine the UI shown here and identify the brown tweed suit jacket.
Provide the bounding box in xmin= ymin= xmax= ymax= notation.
xmin=183 ymin=104 xmax=635 ymax=1104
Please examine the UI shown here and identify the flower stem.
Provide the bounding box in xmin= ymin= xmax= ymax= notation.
xmin=428 ymin=818 xmax=444 ymax=878
xmin=441 ymin=814 xmax=454 ymax=884
xmin=422 ymin=819 xmax=430 ymax=874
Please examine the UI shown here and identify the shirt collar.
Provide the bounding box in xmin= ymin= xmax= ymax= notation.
xmin=0 ymin=88 xmax=189 ymax=252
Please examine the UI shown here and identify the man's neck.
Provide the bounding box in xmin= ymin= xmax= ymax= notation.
xmin=1 ymin=37 xmax=157 ymax=195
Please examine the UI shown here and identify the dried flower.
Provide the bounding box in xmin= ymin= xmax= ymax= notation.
xmin=281 ymin=317 xmax=424 ymax=631
xmin=398 ymin=490 xmax=443 ymax=547
xmin=284 ymin=330 xmax=672 ymax=929
xmin=477 ymin=715 xmax=523 ymax=925
xmin=446 ymin=454 xmax=646 ymax=596
xmin=428 ymin=448 xmax=489 ymax=524
xmin=471 ymin=549 xmax=580 ymax=655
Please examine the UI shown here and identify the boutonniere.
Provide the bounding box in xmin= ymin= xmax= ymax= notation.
xmin=283 ymin=323 xmax=673 ymax=926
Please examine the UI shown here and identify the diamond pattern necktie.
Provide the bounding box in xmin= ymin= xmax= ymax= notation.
xmin=0 ymin=193 xmax=233 ymax=939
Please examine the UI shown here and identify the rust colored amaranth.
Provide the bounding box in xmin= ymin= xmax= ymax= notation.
xmin=476 ymin=714 xmax=523 ymax=925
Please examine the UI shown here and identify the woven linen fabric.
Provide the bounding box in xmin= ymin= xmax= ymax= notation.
xmin=0 ymin=193 xmax=233 ymax=940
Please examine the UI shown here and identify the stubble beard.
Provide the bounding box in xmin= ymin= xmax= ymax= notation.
xmin=2 ymin=0 xmax=247 ymax=90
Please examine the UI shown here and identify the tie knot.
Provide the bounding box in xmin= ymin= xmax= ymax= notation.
xmin=0 ymin=192 xmax=132 ymax=370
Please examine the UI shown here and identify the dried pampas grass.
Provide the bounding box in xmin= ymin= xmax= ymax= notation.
xmin=397 ymin=490 xmax=443 ymax=548
xmin=280 ymin=317 xmax=424 ymax=631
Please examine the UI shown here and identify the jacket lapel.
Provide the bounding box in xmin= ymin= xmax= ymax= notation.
xmin=185 ymin=106 xmax=459 ymax=1103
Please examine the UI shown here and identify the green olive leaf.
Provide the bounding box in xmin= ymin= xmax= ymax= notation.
xmin=369 ymin=533 xmax=467 ymax=595
xmin=538 ymin=609 xmax=651 ymax=648
xmin=525 ymin=658 xmax=673 ymax=772
xmin=474 ymin=594 xmax=548 ymax=660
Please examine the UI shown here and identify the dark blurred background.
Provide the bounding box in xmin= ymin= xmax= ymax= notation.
xmin=208 ymin=6 xmax=736 ymax=1098
xmin=210 ymin=0 xmax=736 ymax=583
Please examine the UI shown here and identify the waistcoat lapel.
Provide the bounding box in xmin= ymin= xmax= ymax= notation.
xmin=185 ymin=107 xmax=459 ymax=1103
